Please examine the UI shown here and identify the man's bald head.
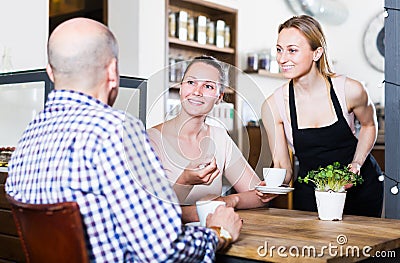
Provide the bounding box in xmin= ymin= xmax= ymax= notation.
xmin=47 ymin=18 xmax=118 ymax=87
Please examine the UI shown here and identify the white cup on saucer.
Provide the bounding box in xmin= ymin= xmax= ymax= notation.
xmin=196 ymin=200 xmax=226 ymax=226
xmin=263 ymin=168 xmax=286 ymax=187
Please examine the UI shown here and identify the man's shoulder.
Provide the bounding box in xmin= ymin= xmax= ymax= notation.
xmin=91 ymin=106 xmax=142 ymax=127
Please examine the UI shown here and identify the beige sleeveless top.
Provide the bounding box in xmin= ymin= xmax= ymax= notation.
xmin=273 ymin=75 xmax=355 ymax=153
xmin=147 ymin=125 xmax=257 ymax=204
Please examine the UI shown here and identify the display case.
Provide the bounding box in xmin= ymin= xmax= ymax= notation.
xmin=0 ymin=69 xmax=147 ymax=148
xmin=0 ymin=69 xmax=53 ymax=147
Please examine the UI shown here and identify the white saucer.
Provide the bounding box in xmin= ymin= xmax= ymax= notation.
xmin=185 ymin=221 xmax=201 ymax=226
xmin=255 ymin=186 xmax=294 ymax=194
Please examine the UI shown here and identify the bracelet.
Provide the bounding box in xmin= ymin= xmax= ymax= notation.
xmin=209 ymin=226 xmax=232 ymax=251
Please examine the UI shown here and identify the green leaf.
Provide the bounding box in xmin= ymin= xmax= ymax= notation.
xmin=298 ymin=161 xmax=364 ymax=192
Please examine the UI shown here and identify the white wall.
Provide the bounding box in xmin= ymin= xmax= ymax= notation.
xmin=236 ymin=0 xmax=385 ymax=124
xmin=108 ymin=0 xmax=166 ymax=128
xmin=0 ymin=1 xmax=48 ymax=72
xmin=0 ymin=0 xmax=48 ymax=146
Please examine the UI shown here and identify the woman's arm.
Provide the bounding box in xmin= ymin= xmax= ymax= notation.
xmin=345 ymin=78 xmax=378 ymax=172
xmin=223 ymin=160 xmax=267 ymax=209
xmin=174 ymin=158 xmax=220 ymax=202
xmin=180 ymin=205 xmax=199 ymax=223
xmin=261 ymin=96 xmax=293 ymax=183
xmin=221 ymin=191 xmax=269 ymax=210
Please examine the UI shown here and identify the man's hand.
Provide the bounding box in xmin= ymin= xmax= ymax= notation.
xmin=206 ymin=205 xmax=242 ymax=243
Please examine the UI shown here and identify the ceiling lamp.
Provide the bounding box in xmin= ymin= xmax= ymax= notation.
xmin=285 ymin=0 xmax=349 ymax=25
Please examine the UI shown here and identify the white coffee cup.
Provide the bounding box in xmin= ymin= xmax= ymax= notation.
xmin=196 ymin=200 xmax=226 ymax=226
xmin=263 ymin=168 xmax=286 ymax=187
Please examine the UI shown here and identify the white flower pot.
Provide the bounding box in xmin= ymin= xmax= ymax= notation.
xmin=315 ymin=190 xmax=347 ymax=221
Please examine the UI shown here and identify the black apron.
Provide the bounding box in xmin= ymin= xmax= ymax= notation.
xmin=289 ymin=78 xmax=383 ymax=217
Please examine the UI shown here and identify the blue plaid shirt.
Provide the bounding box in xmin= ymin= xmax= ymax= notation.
xmin=6 ymin=89 xmax=218 ymax=262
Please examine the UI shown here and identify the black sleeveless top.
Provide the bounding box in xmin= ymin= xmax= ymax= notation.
xmin=289 ymin=77 xmax=383 ymax=217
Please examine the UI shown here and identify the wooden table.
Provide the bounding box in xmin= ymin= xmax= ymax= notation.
xmin=217 ymin=208 xmax=400 ymax=262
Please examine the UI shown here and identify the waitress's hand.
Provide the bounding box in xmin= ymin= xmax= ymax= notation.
xmin=176 ymin=157 xmax=219 ymax=186
xmin=255 ymin=181 xmax=278 ymax=203
xmin=345 ymin=162 xmax=362 ymax=189
xmin=348 ymin=162 xmax=361 ymax=175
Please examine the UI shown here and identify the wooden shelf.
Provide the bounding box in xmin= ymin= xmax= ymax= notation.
xmin=169 ymin=37 xmax=235 ymax=54
xmin=244 ymin=69 xmax=286 ymax=79
xmin=172 ymin=0 xmax=237 ymax=13
xmin=166 ymin=0 xmax=238 ymax=116
xmin=167 ymin=0 xmax=237 ymax=66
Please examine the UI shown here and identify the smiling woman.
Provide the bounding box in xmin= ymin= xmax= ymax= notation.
xmin=147 ymin=55 xmax=268 ymax=223
xmin=260 ymin=15 xmax=384 ymax=218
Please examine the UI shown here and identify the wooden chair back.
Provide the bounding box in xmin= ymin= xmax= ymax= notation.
xmin=6 ymin=194 xmax=89 ymax=263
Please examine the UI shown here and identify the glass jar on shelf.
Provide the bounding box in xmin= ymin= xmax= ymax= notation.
xmin=168 ymin=11 xmax=176 ymax=37
xmin=258 ymin=50 xmax=270 ymax=71
xmin=187 ymin=16 xmax=195 ymax=41
xmin=269 ymin=48 xmax=280 ymax=73
xmin=196 ymin=15 xmax=207 ymax=45
xmin=224 ymin=25 xmax=231 ymax=48
xmin=175 ymin=54 xmax=186 ymax=81
xmin=206 ymin=20 xmax=215 ymax=45
xmin=168 ymin=56 xmax=177 ymax=82
xmin=215 ymin=20 xmax=225 ymax=48
xmin=177 ymin=11 xmax=188 ymax=41
xmin=246 ymin=52 xmax=258 ymax=71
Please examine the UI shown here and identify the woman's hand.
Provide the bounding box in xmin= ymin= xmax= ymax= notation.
xmin=348 ymin=162 xmax=361 ymax=175
xmin=176 ymin=157 xmax=220 ymax=185
xmin=345 ymin=162 xmax=362 ymax=189
xmin=198 ymin=194 xmax=240 ymax=208
xmin=255 ymin=181 xmax=278 ymax=203
xmin=216 ymin=195 xmax=240 ymax=208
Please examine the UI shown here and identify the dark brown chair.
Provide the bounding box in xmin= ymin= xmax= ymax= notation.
xmin=6 ymin=194 xmax=89 ymax=263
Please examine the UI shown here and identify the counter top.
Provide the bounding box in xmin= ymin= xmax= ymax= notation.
xmin=218 ymin=208 xmax=400 ymax=262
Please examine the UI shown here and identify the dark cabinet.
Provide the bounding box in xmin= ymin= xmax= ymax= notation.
xmin=0 ymin=172 xmax=25 ymax=262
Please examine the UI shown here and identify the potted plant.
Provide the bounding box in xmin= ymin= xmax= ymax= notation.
xmin=298 ymin=161 xmax=364 ymax=221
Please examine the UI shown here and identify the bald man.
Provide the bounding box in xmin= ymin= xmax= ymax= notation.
xmin=6 ymin=18 xmax=241 ymax=262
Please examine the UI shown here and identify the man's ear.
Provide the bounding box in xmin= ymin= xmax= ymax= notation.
xmin=46 ymin=64 xmax=55 ymax=83
xmin=107 ymin=58 xmax=118 ymax=90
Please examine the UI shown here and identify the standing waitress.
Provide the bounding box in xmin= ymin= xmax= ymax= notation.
xmin=258 ymin=15 xmax=383 ymax=217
